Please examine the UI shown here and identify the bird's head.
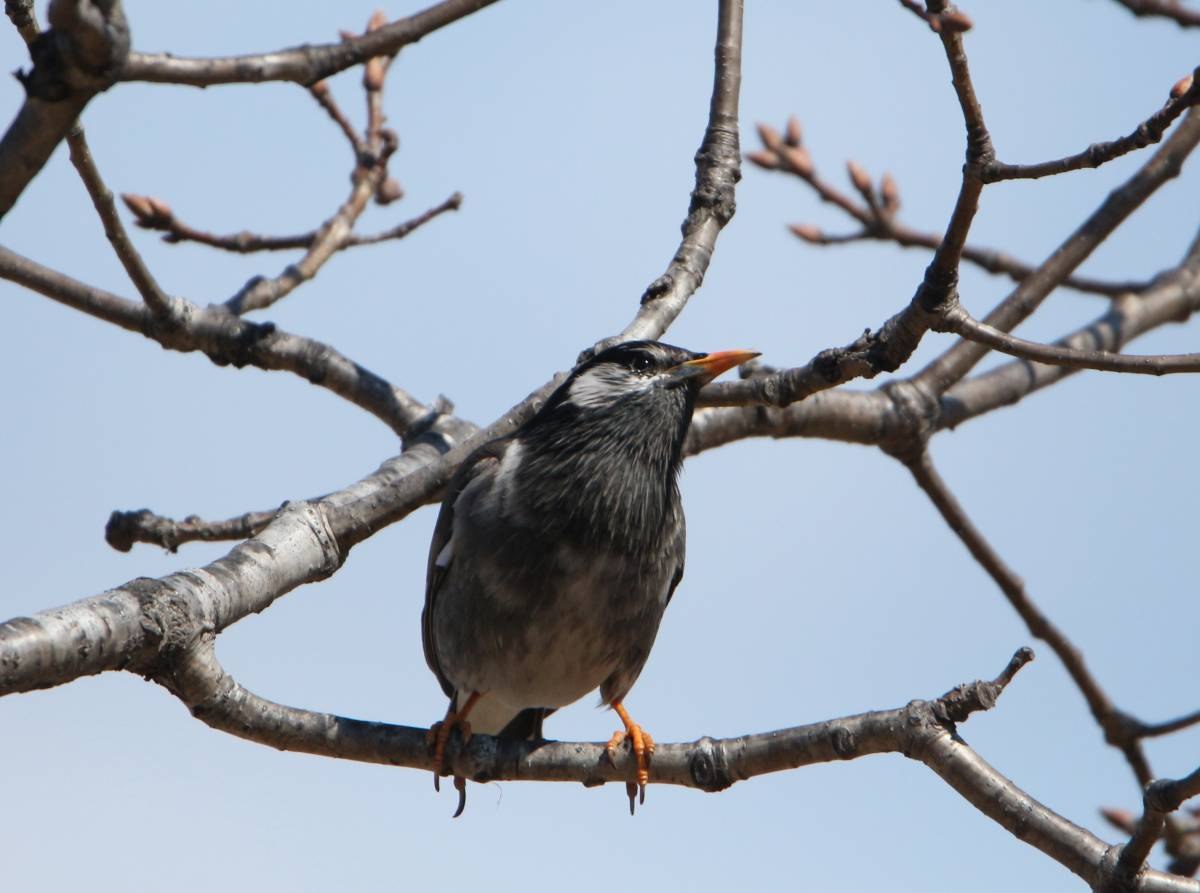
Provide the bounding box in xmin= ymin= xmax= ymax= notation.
xmin=553 ymin=340 xmax=760 ymax=414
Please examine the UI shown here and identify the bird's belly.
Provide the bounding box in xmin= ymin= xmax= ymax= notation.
xmin=433 ymin=542 xmax=673 ymax=710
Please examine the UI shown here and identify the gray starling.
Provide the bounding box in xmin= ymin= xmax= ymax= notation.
xmin=423 ymin=340 xmax=758 ymax=814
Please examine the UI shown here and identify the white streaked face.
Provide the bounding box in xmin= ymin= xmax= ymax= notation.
xmin=564 ymin=362 xmax=652 ymax=410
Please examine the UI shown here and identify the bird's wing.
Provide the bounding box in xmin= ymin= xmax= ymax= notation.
xmin=664 ymin=507 xmax=686 ymax=608
xmin=421 ymin=439 xmax=507 ymax=699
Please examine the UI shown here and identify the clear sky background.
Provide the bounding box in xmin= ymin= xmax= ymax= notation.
xmin=2 ymin=2 xmax=1199 ymax=891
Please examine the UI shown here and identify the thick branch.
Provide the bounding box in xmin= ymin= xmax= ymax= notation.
xmin=135 ymin=640 xmax=1183 ymax=891
xmin=119 ymin=0 xmax=501 ymax=87
xmin=0 ymin=0 xmax=130 ymax=218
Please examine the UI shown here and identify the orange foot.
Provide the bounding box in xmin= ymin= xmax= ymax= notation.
xmin=427 ymin=691 xmax=481 ymax=816
xmin=605 ymin=701 xmax=655 ymax=815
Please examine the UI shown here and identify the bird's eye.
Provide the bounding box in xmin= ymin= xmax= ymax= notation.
xmin=629 ymin=355 xmax=654 ymax=375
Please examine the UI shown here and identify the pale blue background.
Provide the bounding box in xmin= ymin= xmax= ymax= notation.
xmin=2 ymin=2 xmax=1198 ymax=890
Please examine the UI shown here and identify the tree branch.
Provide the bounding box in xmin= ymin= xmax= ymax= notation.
xmin=915 ymin=109 xmax=1200 ymax=394
xmin=0 ymin=0 xmax=130 ymax=218
xmin=124 ymin=191 xmax=462 ymax=254
xmin=1109 ymin=0 xmax=1200 ymax=27
xmin=0 ymin=245 xmax=429 ymax=435
xmin=940 ymin=303 xmax=1200 ymax=375
xmin=67 ymin=124 xmax=176 ymax=317
xmin=1107 ymin=770 xmax=1200 ymax=893
xmin=985 ymin=68 xmax=1200 ymax=182
xmin=105 ymin=507 xmax=279 ymax=553
xmin=118 ymin=0 xmax=501 ymax=88
xmin=604 ymin=0 xmax=743 ymax=347
xmin=939 ymin=230 xmax=1200 ymax=430
xmin=903 ymin=449 xmax=1176 ymax=805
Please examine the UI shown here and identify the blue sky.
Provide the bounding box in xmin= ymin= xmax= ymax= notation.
xmin=2 ymin=2 xmax=1199 ymax=891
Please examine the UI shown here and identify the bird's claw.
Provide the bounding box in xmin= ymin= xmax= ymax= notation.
xmin=452 ymin=775 xmax=468 ymax=818
xmin=606 ymin=724 xmax=655 ymax=813
xmin=427 ymin=715 xmax=472 ymax=804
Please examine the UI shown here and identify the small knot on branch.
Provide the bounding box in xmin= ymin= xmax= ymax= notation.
xmin=688 ymin=736 xmax=733 ymax=792
xmin=933 ymin=647 xmax=1034 ymax=725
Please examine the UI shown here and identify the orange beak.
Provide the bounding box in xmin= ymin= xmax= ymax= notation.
xmin=673 ymin=349 xmax=761 ymax=385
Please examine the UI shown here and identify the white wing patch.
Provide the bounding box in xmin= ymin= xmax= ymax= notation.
xmin=566 ymin=364 xmax=644 ymax=409
xmin=435 ymin=534 xmax=454 ymax=569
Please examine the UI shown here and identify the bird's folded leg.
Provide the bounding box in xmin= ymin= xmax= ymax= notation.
xmin=427 ymin=691 xmax=481 ymax=812
xmin=606 ymin=701 xmax=655 ymax=814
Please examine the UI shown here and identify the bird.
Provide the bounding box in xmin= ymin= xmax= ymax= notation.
xmin=422 ymin=339 xmax=759 ymax=815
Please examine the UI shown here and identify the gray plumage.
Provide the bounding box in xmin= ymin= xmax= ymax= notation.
xmin=422 ymin=340 xmax=751 ymax=745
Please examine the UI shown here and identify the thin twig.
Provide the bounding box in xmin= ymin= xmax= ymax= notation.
xmin=225 ymin=134 xmax=395 ymax=314
xmin=1138 ymin=709 xmax=1200 ymax=739
xmin=940 ymin=303 xmax=1200 ymax=374
xmin=119 ymin=0 xmax=503 ymax=87
xmin=1106 ymin=769 xmax=1200 ymax=893
xmin=308 ymin=81 xmax=362 ymax=154
xmin=67 ymin=127 xmax=177 ymax=318
xmin=904 ymin=449 xmax=1163 ymax=794
xmin=105 ymin=507 xmax=280 ymax=553
xmin=896 ymin=0 xmax=973 ymax=33
xmin=915 ymin=109 xmax=1200 ymax=394
xmin=940 ymin=228 xmax=1200 ymax=430
xmin=122 ymin=192 xmax=462 ymax=253
xmin=754 ymin=131 xmax=1146 ymax=297
xmin=985 ymin=68 xmax=1200 ymax=182
xmin=1110 ymin=0 xmax=1200 ymax=27
xmin=0 ymin=245 xmax=429 ymax=436
xmin=604 ymin=0 xmax=744 ymax=347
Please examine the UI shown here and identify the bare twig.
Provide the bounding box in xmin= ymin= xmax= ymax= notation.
xmin=1138 ymin=709 xmax=1200 ymax=739
xmin=225 ymin=131 xmax=396 ymax=314
xmin=105 ymin=507 xmax=279 ymax=553
xmin=896 ymin=0 xmax=973 ymax=33
xmin=0 ymin=245 xmax=429 ymax=436
xmin=1106 ymin=769 xmax=1200 ymax=893
xmin=67 ymin=126 xmax=177 ymax=317
xmin=916 ymin=110 xmax=1200 ymax=394
xmin=752 ymin=128 xmax=1147 ymax=297
xmin=985 ymin=68 xmax=1200 ymax=182
xmin=119 ymin=0 xmax=502 ymax=88
xmin=122 ymin=192 xmax=462 ymax=253
xmin=1110 ymin=0 xmax=1200 ymax=27
xmin=605 ymin=0 xmax=743 ymax=347
xmin=940 ymin=303 xmax=1200 ymax=374
xmin=308 ymin=80 xmax=362 ymax=154
xmin=904 ymin=449 xmax=1170 ymax=798
xmin=940 ymin=228 xmax=1200 ymax=430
